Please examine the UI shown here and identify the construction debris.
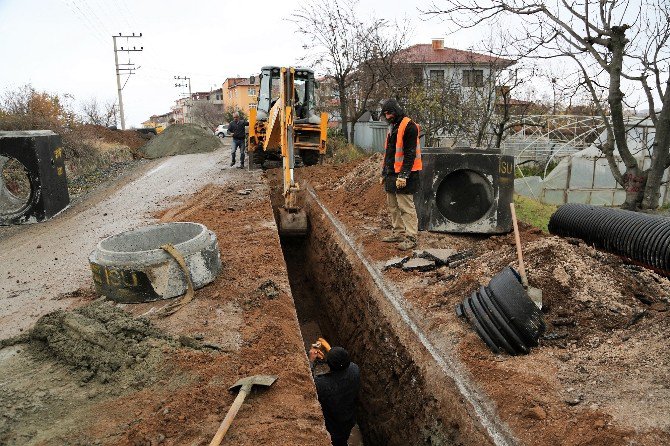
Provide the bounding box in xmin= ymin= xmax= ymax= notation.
xmin=413 ymin=248 xmax=458 ymax=265
xmin=383 ymin=256 xmax=409 ymax=270
xmin=401 ymin=258 xmax=436 ymax=272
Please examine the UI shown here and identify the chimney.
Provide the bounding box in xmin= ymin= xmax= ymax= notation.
xmin=432 ymin=38 xmax=444 ymax=50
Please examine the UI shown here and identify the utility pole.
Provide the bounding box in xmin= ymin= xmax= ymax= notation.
xmin=113 ymin=33 xmax=143 ymax=130
xmin=174 ymin=75 xmax=192 ymax=123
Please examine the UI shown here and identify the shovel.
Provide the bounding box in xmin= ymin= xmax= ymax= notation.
xmin=509 ymin=203 xmax=543 ymax=309
xmin=209 ymin=375 xmax=278 ymax=446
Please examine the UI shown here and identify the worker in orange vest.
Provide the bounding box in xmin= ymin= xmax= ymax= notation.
xmin=379 ymin=99 xmax=422 ymax=250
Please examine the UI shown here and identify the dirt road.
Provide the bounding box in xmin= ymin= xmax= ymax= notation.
xmin=0 ymin=147 xmax=232 ymax=338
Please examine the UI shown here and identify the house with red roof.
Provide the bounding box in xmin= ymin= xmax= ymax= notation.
xmin=398 ymin=38 xmax=515 ymax=91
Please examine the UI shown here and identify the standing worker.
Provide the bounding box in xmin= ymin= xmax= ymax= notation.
xmin=309 ymin=346 xmax=360 ymax=446
xmin=227 ymin=112 xmax=247 ymax=169
xmin=379 ymin=98 xmax=422 ymax=250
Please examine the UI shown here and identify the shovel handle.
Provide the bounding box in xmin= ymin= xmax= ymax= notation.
xmin=209 ymin=386 xmax=250 ymax=446
xmin=509 ymin=203 xmax=529 ymax=288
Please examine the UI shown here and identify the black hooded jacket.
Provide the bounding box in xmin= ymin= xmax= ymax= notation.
xmin=314 ymin=362 xmax=360 ymax=439
xmin=381 ymin=100 xmax=421 ymax=194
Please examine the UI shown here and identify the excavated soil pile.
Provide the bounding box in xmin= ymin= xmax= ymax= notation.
xmin=138 ymin=123 xmax=221 ymax=159
xmin=293 ymin=155 xmax=670 ymax=446
xmin=0 ymin=298 xmax=219 ymax=445
xmin=73 ymin=124 xmax=148 ymax=151
xmin=27 ymin=300 xmax=176 ymax=384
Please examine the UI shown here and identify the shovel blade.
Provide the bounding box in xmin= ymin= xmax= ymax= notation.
xmin=230 ymin=375 xmax=278 ymax=392
xmin=278 ymin=208 xmax=308 ymax=236
xmin=528 ymin=287 xmax=543 ymax=310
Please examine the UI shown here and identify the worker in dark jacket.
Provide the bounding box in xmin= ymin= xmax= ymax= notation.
xmin=379 ymin=98 xmax=422 ymax=250
xmin=227 ymin=112 xmax=247 ymax=168
xmin=309 ymin=346 xmax=360 ymax=446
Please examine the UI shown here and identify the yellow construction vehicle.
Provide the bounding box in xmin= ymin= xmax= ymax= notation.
xmin=248 ymin=67 xmax=328 ymax=236
xmin=248 ymin=66 xmax=328 ymax=167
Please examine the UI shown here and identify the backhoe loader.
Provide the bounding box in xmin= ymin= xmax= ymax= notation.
xmin=248 ymin=66 xmax=328 ymax=167
xmin=248 ymin=67 xmax=328 ymax=236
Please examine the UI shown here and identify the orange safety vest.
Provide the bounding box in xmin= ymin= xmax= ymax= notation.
xmin=385 ymin=117 xmax=422 ymax=173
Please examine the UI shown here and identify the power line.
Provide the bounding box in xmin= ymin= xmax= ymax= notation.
xmin=60 ymin=0 xmax=107 ymax=45
xmin=110 ymin=0 xmax=133 ymax=30
xmin=118 ymin=0 xmax=141 ymax=30
xmin=71 ymin=0 xmax=110 ymax=40
xmin=91 ymin=0 xmax=124 ymax=34
xmin=75 ymin=0 xmax=112 ymax=38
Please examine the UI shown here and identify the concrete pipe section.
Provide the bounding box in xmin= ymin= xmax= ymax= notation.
xmin=89 ymin=222 xmax=222 ymax=303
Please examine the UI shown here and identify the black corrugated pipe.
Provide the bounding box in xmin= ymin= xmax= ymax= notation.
xmin=456 ymin=267 xmax=546 ymax=355
xmin=548 ymin=203 xmax=670 ymax=275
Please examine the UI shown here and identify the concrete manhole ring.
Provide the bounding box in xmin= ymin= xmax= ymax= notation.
xmin=89 ymin=222 xmax=222 ymax=303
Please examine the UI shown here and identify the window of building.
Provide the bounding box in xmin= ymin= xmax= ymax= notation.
xmin=249 ymin=103 xmax=257 ymax=110
xmin=462 ymin=69 xmax=484 ymax=87
xmin=429 ymin=70 xmax=444 ymax=86
xmin=248 ymin=88 xmax=256 ymax=96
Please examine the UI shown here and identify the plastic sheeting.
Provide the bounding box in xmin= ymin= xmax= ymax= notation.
xmin=515 ymin=118 xmax=667 ymax=206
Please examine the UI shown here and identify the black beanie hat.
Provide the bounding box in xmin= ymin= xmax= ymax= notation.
xmin=326 ymin=346 xmax=350 ymax=371
xmin=380 ymin=98 xmax=404 ymax=117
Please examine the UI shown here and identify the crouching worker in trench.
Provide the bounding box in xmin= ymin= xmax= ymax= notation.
xmin=309 ymin=346 xmax=361 ymax=446
xmin=379 ymin=98 xmax=422 ymax=251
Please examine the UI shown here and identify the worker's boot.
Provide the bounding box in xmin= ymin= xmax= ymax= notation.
xmin=382 ymin=233 xmax=404 ymax=243
xmin=397 ymin=236 xmax=417 ymax=251
xmin=230 ymin=159 xmax=235 ymax=167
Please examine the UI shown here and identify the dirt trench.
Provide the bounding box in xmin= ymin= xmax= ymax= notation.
xmin=270 ymin=178 xmax=506 ymax=446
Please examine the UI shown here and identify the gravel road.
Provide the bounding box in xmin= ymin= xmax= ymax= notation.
xmin=0 ymin=146 xmax=235 ymax=339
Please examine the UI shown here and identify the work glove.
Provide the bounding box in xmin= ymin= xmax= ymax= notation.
xmin=396 ymin=177 xmax=407 ymax=189
xmin=308 ymin=347 xmax=321 ymax=362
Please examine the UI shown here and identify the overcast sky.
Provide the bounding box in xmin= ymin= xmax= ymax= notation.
xmin=0 ymin=0 xmax=484 ymax=127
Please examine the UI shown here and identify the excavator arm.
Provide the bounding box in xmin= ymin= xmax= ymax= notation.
xmin=266 ymin=67 xmax=308 ymax=236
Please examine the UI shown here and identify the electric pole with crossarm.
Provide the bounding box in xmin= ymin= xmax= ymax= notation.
xmin=113 ymin=33 xmax=143 ymax=130
xmin=174 ymin=75 xmax=192 ymax=123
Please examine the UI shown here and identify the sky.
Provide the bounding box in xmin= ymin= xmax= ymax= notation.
xmin=0 ymin=0 xmax=482 ymax=127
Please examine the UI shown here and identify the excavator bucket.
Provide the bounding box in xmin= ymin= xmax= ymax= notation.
xmin=278 ymin=207 xmax=308 ymax=236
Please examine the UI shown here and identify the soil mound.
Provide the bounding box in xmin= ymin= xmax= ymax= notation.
xmin=138 ymin=123 xmax=221 ymax=159
xmin=27 ymin=300 xmax=178 ymax=383
xmin=74 ymin=124 xmax=148 ymax=151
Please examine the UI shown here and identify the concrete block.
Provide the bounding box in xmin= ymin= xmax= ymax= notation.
xmin=402 ymin=258 xmax=436 ymax=272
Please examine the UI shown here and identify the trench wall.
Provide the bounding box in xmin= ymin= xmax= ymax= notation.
xmin=303 ymin=204 xmax=485 ymax=444
xmin=272 ymin=182 xmax=513 ymax=446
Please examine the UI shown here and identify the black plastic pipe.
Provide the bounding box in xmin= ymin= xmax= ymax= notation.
xmin=548 ymin=203 xmax=670 ymax=274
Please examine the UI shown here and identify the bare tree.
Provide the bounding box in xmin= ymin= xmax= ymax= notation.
xmin=223 ymin=106 xmax=246 ymax=123
xmin=401 ymin=69 xmax=462 ymax=147
xmin=190 ymin=102 xmax=225 ymax=131
xmin=80 ymin=97 xmax=117 ymax=127
xmin=426 ymin=0 xmax=670 ymax=210
xmin=399 ymin=55 xmax=537 ymax=149
xmin=290 ymin=0 xmax=406 ymax=142
xmin=0 ymin=84 xmax=76 ymax=130
xmin=485 ymin=66 xmax=549 ymax=149
xmin=345 ymin=21 xmax=409 ymax=142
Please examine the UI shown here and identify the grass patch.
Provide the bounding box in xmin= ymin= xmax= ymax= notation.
xmin=513 ymin=194 xmax=558 ymax=233
xmin=515 ymin=160 xmax=558 ymax=179
xmin=325 ymin=132 xmax=367 ymax=164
